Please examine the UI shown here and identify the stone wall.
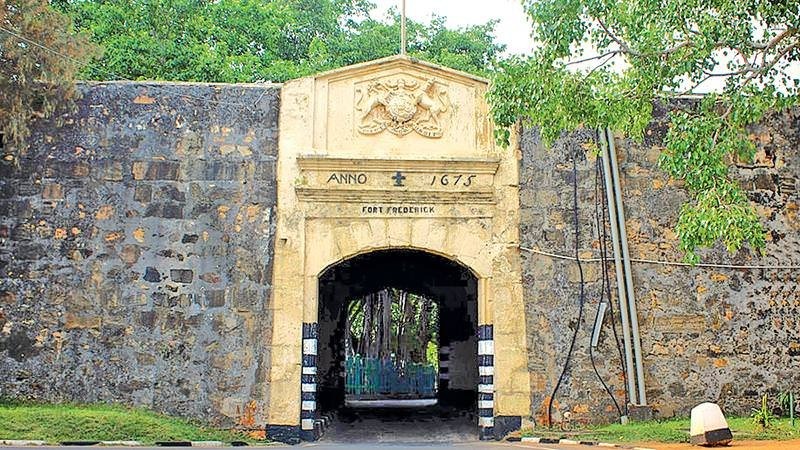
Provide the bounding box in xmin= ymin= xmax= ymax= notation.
xmin=520 ymin=104 xmax=800 ymax=424
xmin=0 ymin=82 xmax=280 ymax=427
xmin=3 ymin=76 xmax=798 ymax=432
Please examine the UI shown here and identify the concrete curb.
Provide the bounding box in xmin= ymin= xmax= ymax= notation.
xmin=0 ymin=441 xmax=252 ymax=447
xmin=519 ymin=436 xmax=655 ymax=450
xmin=99 ymin=442 xmax=144 ymax=446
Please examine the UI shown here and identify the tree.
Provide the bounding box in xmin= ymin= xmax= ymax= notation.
xmin=0 ymin=0 xmax=100 ymax=160
xmin=58 ymin=0 xmax=505 ymax=83
xmin=346 ymin=288 xmax=437 ymax=364
xmin=488 ymin=0 xmax=799 ymax=262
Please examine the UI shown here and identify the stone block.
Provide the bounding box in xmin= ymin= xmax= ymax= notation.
xmin=143 ymin=267 xmax=161 ymax=282
xmin=170 ymin=269 xmax=194 ymax=284
xmin=101 ymin=161 xmax=124 ymax=181
xmin=160 ymin=185 xmax=186 ymax=202
xmin=134 ymin=185 xmax=152 ymax=203
xmin=144 ymin=202 xmax=184 ymax=219
xmin=42 ymin=183 xmax=64 ymax=200
xmin=205 ymin=289 xmax=225 ymax=308
xmin=119 ymin=245 xmax=141 ymax=265
xmin=0 ymin=200 xmax=32 ymax=218
xmin=200 ymin=272 xmax=221 ymax=283
xmin=628 ymin=405 xmax=654 ymax=422
xmin=65 ymin=313 xmax=101 ymax=329
xmin=132 ymin=161 xmax=180 ymax=181
xmin=139 ymin=310 xmax=156 ymax=328
xmin=0 ymin=182 xmax=16 ymax=199
xmin=14 ymin=243 xmax=46 ymax=260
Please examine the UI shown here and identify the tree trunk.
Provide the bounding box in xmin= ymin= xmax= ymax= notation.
xmin=417 ymin=297 xmax=430 ymax=363
xmin=401 ymin=291 xmax=413 ymax=362
xmin=381 ymin=289 xmax=392 ymax=358
xmin=361 ymin=293 xmax=372 ymax=357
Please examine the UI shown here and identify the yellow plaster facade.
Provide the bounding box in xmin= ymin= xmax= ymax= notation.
xmin=267 ymin=55 xmax=531 ymax=428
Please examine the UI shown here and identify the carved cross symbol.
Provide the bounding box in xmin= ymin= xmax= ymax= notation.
xmin=392 ymin=171 xmax=406 ymax=187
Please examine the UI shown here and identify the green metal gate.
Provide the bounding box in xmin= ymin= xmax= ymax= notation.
xmin=345 ymin=355 xmax=436 ymax=399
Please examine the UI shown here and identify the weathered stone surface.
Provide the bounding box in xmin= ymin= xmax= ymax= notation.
xmin=0 ymin=81 xmax=280 ymax=427
xmin=519 ymin=105 xmax=800 ymax=424
xmin=2 ymin=72 xmax=797 ymax=436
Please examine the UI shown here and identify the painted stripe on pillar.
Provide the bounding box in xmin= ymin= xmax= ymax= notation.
xmin=477 ymin=324 xmax=494 ymax=441
xmin=301 ymin=322 xmax=319 ymax=438
xmin=439 ymin=345 xmax=451 ymax=390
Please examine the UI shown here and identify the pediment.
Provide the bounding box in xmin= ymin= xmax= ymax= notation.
xmin=304 ymin=55 xmax=493 ymax=157
xmin=314 ymin=55 xmax=489 ymax=85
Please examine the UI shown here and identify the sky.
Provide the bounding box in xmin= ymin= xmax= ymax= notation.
xmin=370 ymin=0 xmax=799 ymax=94
xmin=371 ymin=0 xmax=536 ymax=55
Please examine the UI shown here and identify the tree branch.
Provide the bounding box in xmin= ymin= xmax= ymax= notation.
xmin=583 ymin=51 xmax=617 ymax=79
xmin=596 ymin=18 xmax=641 ymax=57
xmin=751 ymin=28 xmax=796 ymax=50
xmin=565 ymin=50 xmax=620 ymax=66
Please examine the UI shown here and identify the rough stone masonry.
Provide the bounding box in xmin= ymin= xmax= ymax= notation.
xmin=520 ymin=102 xmax=800 ymax=423
xmin=1 ymin=77 xmax=799 ymax=431
xmin=0 ymin=81 xmax=280 ymax=427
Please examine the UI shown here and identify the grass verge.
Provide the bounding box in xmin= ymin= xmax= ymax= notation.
xmin=522 ymin=417 xmax=800 ymax=443
xmin=0 ymin=401 xmax=260 ymax=444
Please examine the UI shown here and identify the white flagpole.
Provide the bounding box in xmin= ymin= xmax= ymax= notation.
xmin=401 ymin=0 xmax=407 ymax=55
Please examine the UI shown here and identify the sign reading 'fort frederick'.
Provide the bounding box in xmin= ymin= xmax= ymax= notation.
xmin=269 ymin=55 xmax=530 ymax=441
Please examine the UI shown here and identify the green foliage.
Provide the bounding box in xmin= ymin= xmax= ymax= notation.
xmin=0 ymin=401 xmax=254 ymax=444
xmin=0 ymin=0 xmax=100 ymax=159
xmin=56 ymin=0 xmax=504 ymax=83
xmin=752 ymin=394 xmax=774 ymax=429
xmin=347 ymin=288 xmax=438 ymax=364
xmin=488 ymin=0 xmax=800 ymax=261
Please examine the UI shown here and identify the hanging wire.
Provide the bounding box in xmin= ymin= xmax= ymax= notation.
xmin=589 ymin=152 xmax=626 ymax=418
xmin=519 ymin=246 xmax=800 ymax=270
xmin=546 ymin=154 xmax=586 ymax=428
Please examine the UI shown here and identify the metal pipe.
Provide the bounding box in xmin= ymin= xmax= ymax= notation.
xmin=606 ymin=128 xmax=647 ymax=405
xmin=599 ymin=129 xmax=637 ymax=406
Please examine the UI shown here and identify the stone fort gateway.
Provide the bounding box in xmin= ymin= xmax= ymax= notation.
xmin=1 ymin=56 xmax=799 ymax=443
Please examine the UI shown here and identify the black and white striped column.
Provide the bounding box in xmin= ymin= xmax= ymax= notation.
xmin=300 ymin=322 xmax=318 ymax=441
xmin=477 ymin=324 xmax=494 ymax=440
xmin=438 ymin=345 xmax=451 ymax=390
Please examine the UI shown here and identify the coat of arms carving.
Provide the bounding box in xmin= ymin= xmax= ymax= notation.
xmin=355 ymin=77 xmax=449 ymax=138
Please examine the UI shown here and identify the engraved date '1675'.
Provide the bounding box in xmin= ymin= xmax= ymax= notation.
xmin=430 ymin=174 xmax=476 ymax=187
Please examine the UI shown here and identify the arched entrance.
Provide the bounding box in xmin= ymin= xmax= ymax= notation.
xmin=313 ymin=249 xmax=480 ymax=441
xmin=266 ymin=56 xmax=531 ymax=444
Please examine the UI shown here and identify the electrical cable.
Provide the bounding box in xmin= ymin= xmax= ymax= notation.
xmin=519 ymin=246 xmax=800 ymax=270
xmin=589 ymin=154 xmax=625 ymax=419
xmin=546 ymin=153 xmax=586 ymax=428
xmin=597 ymin=154 xmax=629 ymax=416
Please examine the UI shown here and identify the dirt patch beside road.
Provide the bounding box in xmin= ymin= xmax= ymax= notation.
xmin=640 ymin=439 xmax=800 ymax=449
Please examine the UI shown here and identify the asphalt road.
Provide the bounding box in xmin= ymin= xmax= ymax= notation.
xmin=0 ymin=444 xmax=589 ymax=450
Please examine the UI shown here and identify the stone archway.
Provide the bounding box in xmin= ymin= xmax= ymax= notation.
xmin=265 ymin=55 xmax=531 ymax=443
xmin=308 ymin=248 xmax=481 ymax=442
